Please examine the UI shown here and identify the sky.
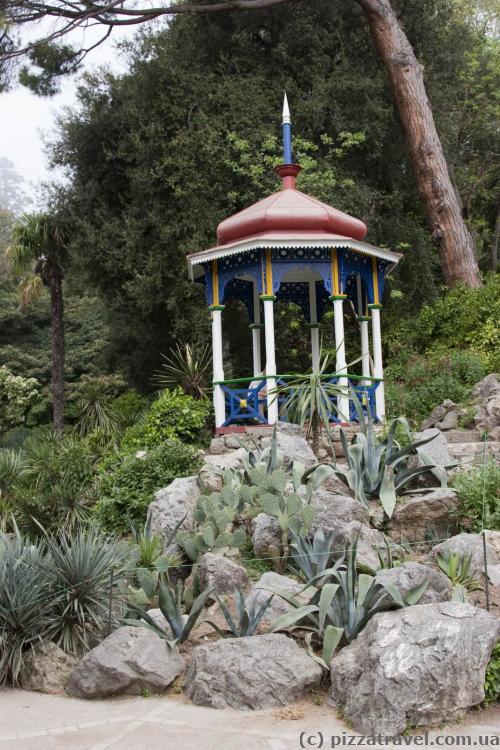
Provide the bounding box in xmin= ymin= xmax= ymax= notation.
xmin=0 ymin=24 xmax=137 ymax=209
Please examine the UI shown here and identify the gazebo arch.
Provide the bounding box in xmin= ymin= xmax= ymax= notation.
xmin=187 ymin=97 xmax=402 ymax=429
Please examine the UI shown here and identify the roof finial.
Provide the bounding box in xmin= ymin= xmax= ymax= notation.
xmin=282 ymin=92 xmax=293 ymax=164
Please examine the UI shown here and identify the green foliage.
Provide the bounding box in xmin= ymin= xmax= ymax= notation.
xmin=269 ymin=538 xmax=408 ymax=668
xmin=452 ymin=460 xmax=500 ymax=532
xmin=121 ymin=388 xmax=212 ymax=450
xmin=9 ymin=431 xmax=101 ymax=534
xmin=206 ymin=588 xmax=273 ymax=638
xmin=176 ymin=490 xmax=247 ymax=562
xmin=289 ymin=528 xmax=336 ymax=582
xmin=95 ymin=439 xmax=201 ymax=534
xmin=386 ymin=349 xmax=489 ymax=424
xmin=127 ymin=576 xmax=211 ymax=646
xmin=484 ymin=643 xmax=500 ymax=706
xmin=70 ymin=376 xmax=121 ymax=437
xmin=435 ymin=547 xmax=480 ymax=590
xmin=304 ymin=406 xmax=447 ymax=518
xmin=0 ymin=526 xmax=126 ymax=685
xmin=111 ymin=390 xmax=150 ymax=431
xmin=153 ymin=342 xmax=212 ymax=400
xmin=0 ymin=365 xmax=41 ymax=433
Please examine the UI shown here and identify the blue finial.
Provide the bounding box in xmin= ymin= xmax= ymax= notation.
xmin=282 ymin=93 xmax=293 ymax=164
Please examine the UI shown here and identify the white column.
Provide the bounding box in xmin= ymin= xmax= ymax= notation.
xmin=370 ymin=306 xmax=385 ymax=421
xmin=356 ymin=277 xmax=370 ymax=382
xmin=251 ymin=282 xmax=262 ymax=376
xmin=308 ymin=280 xmax=320 ymax=372
xmin=211 ymin=308 xmax=225 ymax=428
xmin=333 ymin=298 xmax=349 ymax=422
xmin=263 ymin=298 xmax=278 ymax=424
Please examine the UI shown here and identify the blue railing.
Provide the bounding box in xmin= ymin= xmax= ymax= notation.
xmin=219 ymin=374 xmax=380 ymax=427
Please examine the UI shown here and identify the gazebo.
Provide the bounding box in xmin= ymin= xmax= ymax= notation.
xmin=187 ymin=97 xmax=402 ymax=429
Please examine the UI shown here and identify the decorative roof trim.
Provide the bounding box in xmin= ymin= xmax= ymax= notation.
xmin=187 ymin=236 xmax=402 ymax=280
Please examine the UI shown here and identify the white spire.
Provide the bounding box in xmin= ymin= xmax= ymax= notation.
xmin=282 ymin=92 xmax=291 ymax=125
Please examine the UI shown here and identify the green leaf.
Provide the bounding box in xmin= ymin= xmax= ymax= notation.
xmin=270 ymin=604 xmax=319 ymax=632
xmin=379 ymin=465 xmax=397 ymax=518
xmin=322 ymin=624 xmax=344 ymax=664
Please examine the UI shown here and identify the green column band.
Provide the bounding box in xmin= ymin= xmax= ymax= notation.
xmin=209 ymin=304 xmax=225 ymax=312
xmin=249 ymin=323 xmax=264 ymax=330
xmin=329 ymin=294 xmax=347 ymax=302
xmin=260 ymin=294 xmax=277 ymax=302
xmin=306 ymin=322 xmax=320 ymax=329
xmin=357 ymin=315 xmax=371 ymax=322
xmin=367 ymin=303 xmax=383 ymax=310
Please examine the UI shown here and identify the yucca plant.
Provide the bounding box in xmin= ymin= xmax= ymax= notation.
xmin=73 ymin=378 xmax=120 ymax=437
xmin=0 ymin=530 xmax=54 ymax=686
xmin=127 ymin=575 xmax=212 ymax=646
xmin=275 ymin=353 xmax=349 ymax=455
xmin=44 ymin=526 xmax=127 ymax=654
xmin=153 ymin=342 xmax=212 ymax=400
xmin=206 ymin=588 xmax=274 ymax=637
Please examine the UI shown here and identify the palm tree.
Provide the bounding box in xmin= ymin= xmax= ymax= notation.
xmin=8 ymin=213 xmax=66 ymax=431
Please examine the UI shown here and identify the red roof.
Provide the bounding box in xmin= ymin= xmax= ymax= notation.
xmin=217 ymin=165 xmax=367 ymax=246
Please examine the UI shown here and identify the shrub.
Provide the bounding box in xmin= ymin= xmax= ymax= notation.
xmin=95 ymin=439 xmax=201 ymax=533
xmin=10 ymin=431 xmax=100 ymax=535
xmin=484 ymin=643 xmax=500 ymax=705
xmin=0 ymin=365 xmax=41 ymax=434
xmin=121 ymin=388 xmax=212 ymax=449
xmin=452 ymin=461 xmax=500 ymax=533
xmin=112 ymin=389 xmax=150 ymax=430
xmin=385 ymin=349 xmax=488 ymax=423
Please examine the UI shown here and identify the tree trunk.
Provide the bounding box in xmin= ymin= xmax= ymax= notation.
xmin=492 ymin=207 xmax=500 ymax=273
xmin=48 ymin=262 xmax=65 ymax=432
xmin=355 ymin=0 xmax=482 ymax=289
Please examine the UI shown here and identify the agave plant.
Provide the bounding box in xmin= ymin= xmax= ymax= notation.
xmin=289 ymin=528 xmax=336 ymax=581
xmin=153 ymin=342 xmax=212 ymax=400
xmin=303 ymin=395 xmax=448 ymax=519
xmin=269 ymin=537 xmax=427 ymax=668
xmin=206 ymin=588 xmax=274 ymax=637
xmin=127 ymin=576 xmax=212 ymax=646
xmin=435 ymin=547 xmax=480 ymax=591
xmin=0 ymin=530 xmax=54 ymax=686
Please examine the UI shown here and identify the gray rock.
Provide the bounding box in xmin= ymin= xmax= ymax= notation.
xmin=330 ymin=520 xmax=404 ymax=572
xmin=148 ymin=476 xmax=200 ymax=555
xmin=262 ymin=423 xmax=316 ymax=467
xmin=22 ymin=642 xmax=78 ymax=695
xmin=275 ymin=421 xmax=302 ymax=436
xmin=245 ymin=571 xmax=305 ymax=621
xmin=374 ymin=562 xmax=452 ymax=604
xmin=309 ymin=490 xmax=370 ymax=535
xmin=471 ymin=374 xmax=500 ymax=433
xmin=198 ymin=552 xmax=249 ymax=602
xmin=251 ymin=513 xmax=281 ymax=562
xmin=436 ymin=410 xmax=459 ymax=431
xmin=323 ymin=471 xmax=354 ymax=496
xmin=329 ymin=602 xmax=500 ymax=736
xmin=428 ymin=531 xmax=500 ymax=586
xmin=209 ymin=437 xmax=227 ymax=455
xmin=185 ymin=633 xmax=322 ymax=709
xmin=199 ymin=448 xmax=248 ymax=492
xmin=144 ymin=608 xmax=172 ymax=635
xmin=421 ymin=400 xmax=458 ymax=431
xmin=66 ymin=626 xmax=185 ymax=699
xmin=414 ymin=428 xmax=455 ymax=468
xmin=388 ymin=488 xmax=459 ymax=542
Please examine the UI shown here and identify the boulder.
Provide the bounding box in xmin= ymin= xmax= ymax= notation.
xmin=261 ymin=423 xmax=316 ymax=467
xmin=148 ymin=476 xmax=200 ymax=555
xmin=330 ymin=520 xmax=404 ymax=572
xmin=436 ymin=410 xmax=459 ymax=431
xmin=388 ymin=488 xmax=459 ymax=542
xmin=329 ymin=602 xmax=500 ymax=736
xmin=251 ymin=513 xmax=281 ymax=562
xmin=245 ymin=571 xmax=305 ymax=621
xmin=197 ymin=552 xmax=249 ymax=602
xmin=144 ymin=608 xmax=172 ymax=635
xmin=308 ymin=490 xmax=370 ymax=535
xmin=374 ymin=562 xmax=452 ymax=604
xmin=414 ymin=428 xmax=455 ymax=468
xmin=421 ymin=400 xmax=458 ymax=431
xmin=66 ymin=626 xmax=185 ymax=699
xmin=22 ymin=642 xmax=78 ymax=695
xmin=471 ymin=374 xmax=500 ymax=433
xmin=428 ymin=531 xmax=500 ymax=586
xmin=199 ymin=448 xmax=248 ymax=492
xmin=185 ymin=633 xmax=322 ymax=709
